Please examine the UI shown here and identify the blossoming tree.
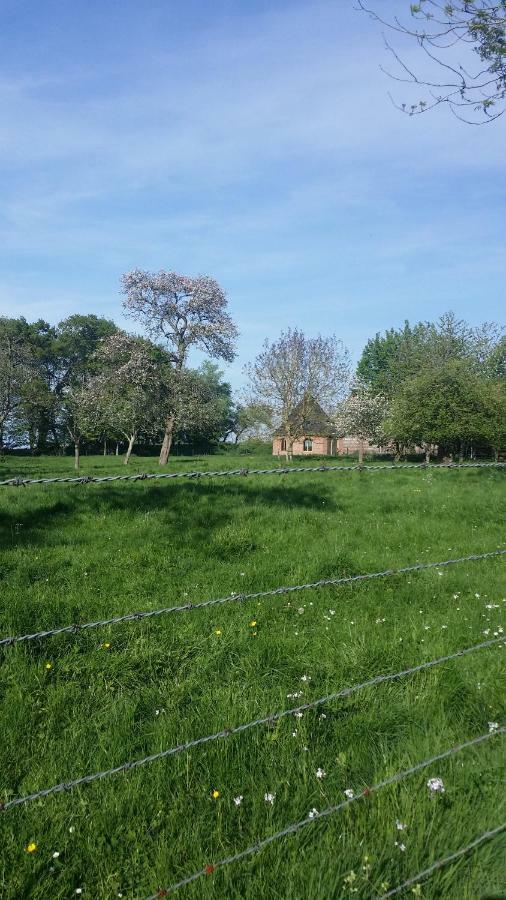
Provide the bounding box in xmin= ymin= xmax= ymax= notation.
xmin=121 ymin=270 xmax=238 ymax=464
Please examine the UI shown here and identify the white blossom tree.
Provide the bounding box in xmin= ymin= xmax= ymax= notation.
xmin=86 ymin=332 xmax=163 ymax=464
xmin=334 ymin=381 xmax=388 ymax=464
xmin=121 ymin=270 xmax=238 ymax=464
xmin=246 ymin=329 xmax=351 ymax=459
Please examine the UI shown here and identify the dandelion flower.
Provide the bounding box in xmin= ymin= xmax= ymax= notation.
xmin=214 ymin=629 xmax=222 ymax=636
xmin=211 ymin=789 xmax=220 ymax=799
xmin=25 ymin=842 xmax=37 ymax=854
xmin=45 ymin=662 xmax=53 ymax=670
xmin=249 ymin=620 xmax=257 ymax=627
xmin=102 ymin=642 xmax=111 ymax=649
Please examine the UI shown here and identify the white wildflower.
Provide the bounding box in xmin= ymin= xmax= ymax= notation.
xmin=488 ymin=722 xmax=499 ymax=733
xmin=396 ymin=820 xmax=407 ymax=831
xmin=344 ymin=788 xmax=355 ymax=800
xmin=264 ymin=792 xmax=275 ymax=804
xmin=316 ymin=767 xmax=326 ymax=780
xmin=308 ymin=808 xmax=319 ymax=819
xmin=233 ymin=795 xmax=243 ymax=806
xmin=427 ymin=777 xmax=445 ymax=794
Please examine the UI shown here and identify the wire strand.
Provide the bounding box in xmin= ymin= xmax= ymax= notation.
xmin=1 ymin=548 xmax=504 ymax=648
xmin=378 ymin=822 xmax=506 ymax=897
xmin=146 ymin=728 xmax=505 ymax=897
xmin=1 ymin=637 xmax=502 ymax=812
xmin=1 ymin=460 xmax=504 ymax=487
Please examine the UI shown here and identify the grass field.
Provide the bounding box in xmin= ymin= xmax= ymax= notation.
xmin=0 ymin=451 xmax=505 ymax=899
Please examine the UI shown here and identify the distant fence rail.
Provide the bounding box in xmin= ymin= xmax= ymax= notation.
xmin=1 ymin=549 xmax=504 ymax=648
xmin=1 ymin=460 xmax=505 ymax=488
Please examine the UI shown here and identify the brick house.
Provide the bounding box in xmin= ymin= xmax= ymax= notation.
xmin=272 ymin=397 xmax=385 ymax=457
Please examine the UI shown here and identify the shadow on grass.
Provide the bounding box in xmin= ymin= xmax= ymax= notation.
xmin=0 ymin=480 xmax=343 ymax=554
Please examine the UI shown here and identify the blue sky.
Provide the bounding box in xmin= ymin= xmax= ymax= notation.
xmin=1 ymin=0 xmax=504 ymax=387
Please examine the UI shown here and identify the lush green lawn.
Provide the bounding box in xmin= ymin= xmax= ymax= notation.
xmin=0 ymin=453 xmax=505 ymax=899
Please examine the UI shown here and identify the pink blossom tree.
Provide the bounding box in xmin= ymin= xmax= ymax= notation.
xmin=86 ymin=332 xmax=163 ymax=464
xmin=121 ymin=270 xmax=238 ymax=464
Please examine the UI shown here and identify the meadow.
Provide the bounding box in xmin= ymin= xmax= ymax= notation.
xmin=0 ymin=450 xmax=505 ymax=899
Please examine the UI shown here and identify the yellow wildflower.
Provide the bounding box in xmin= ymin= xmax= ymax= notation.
xmin=25 ymin=842 xmax=37 ymax=854
xmin=45 ymin=662 xmax=52 ymax=670
xmin=212 ymin=789 xmax=220 ymax=799
xmin=252 ymin=631 xmax=257 ymax=636
xmin=103 ymin=642 xmax=111 ymax=649
xmin=249 ymin=620 xmax=257 ymax=627
xmin=214 ymin=629 xmax=222 ymax=636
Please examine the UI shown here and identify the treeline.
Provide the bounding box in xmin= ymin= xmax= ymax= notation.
xmin=355 ymin=314 xmax=505 ymax=460
xmin=0 ymin=314 xmax=239 ymax=462
xmin=2 ymin=276 xmax=505 ymax=466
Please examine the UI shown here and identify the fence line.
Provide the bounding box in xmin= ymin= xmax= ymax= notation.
xmin=1 ymin=548 xmax=504 ymax=649
xmin=378 ymin=822 xmax=506 ymax=898
xmin=1 ymin=637 xmax=502 ymax=813
xmin=1 ymin=460 xmax=505 ymax=488
xmin=147 ymin=729 xmax=504 ymax=897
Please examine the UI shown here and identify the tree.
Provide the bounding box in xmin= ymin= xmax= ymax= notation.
xmin=225 ymin=400 xmax=273 ymax=443
xmin=121 ymin=270 xmax=238 ymax=464
xmin=357 ymin=312 xmax=504 ymax=398
xmin=246 ymin=328 xmax=350 ymax=459
xmin=482 ymin=377 xmax=506 ymax=458
xmin=386 ymin=359 xmax=493 ymax=459
xmin=0 ymin=318 xmax=36 ymax=451
xmin=358 ymin=0 xmax=506 ymax=123
xmin=85 ymin=332 xmax=164 ymax=464
xmin=334 ymin=382 xmax=388 ymax=463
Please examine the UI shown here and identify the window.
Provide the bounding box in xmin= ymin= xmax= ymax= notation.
xmin=280 ymin=438 xmax=286 ymax=451
xmin=303 ymin=438 xmax=313 ymax=452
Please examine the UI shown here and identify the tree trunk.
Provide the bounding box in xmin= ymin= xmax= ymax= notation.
xmin=74 ymin=439 xmax=80 ymax=470
xmin=103 ymin=437 xmax=107 ymax=456
xmin=159 ymin=415 xmax=175 ymax=465
xmin=425 ymin=445 xmax=431 ymax=465
xmin=494 ymin=447 xmax=499 ymax=462
xmin=124 ymin=434 xmax=136 ymax=465
xmin=358 ymin=441 xmax=364 ymax=465
xmin=115 ymin=442 xmax=119 ymax=456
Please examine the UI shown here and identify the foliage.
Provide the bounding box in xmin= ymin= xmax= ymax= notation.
xmin=357 ymin=312 xmax=503 ymax=398
xmin=358 ymin=0 xmax=506 ymax=123
xmin=386 ymin=358 xmax=497 ymax=454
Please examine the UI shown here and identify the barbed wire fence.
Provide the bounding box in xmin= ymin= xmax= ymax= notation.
xmin=2 ymin=636 xmax=502 ymax=812
xmin=147 ymin=729 xmax=505 ymax=897
xmin=1 ymin=548 xmax=504 ymax=648
xmin=378 ymin=822 xmax=506 ymax=898
xmin=0 ymin=460 xmax=505 ymax=488
xmin=1 ymin=464 xmax=505 ymax=895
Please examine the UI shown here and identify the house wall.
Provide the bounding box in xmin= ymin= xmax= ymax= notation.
xmin=272 ymin=436 xmax=332 ymax=456
xmin=272 ymin=435 xmax=388 ymax=456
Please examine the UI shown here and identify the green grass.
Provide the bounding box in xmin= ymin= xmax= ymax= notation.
xmin=0 ymin=453 xmax=505 ymax=899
